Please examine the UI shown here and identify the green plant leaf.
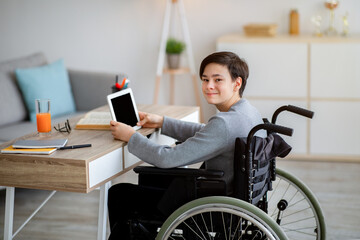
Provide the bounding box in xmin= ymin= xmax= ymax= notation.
xmin=166 ymin=38 xmax=186 ymax=54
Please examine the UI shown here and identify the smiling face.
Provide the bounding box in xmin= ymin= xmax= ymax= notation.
xmin=201 ymin=63 xmax=242 ymax=112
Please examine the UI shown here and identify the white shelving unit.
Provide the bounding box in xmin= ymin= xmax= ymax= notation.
xmin=154 ymin=0 xmax=203 ymax=122
xmin=217 ymin=34 xmax=360 ymax=161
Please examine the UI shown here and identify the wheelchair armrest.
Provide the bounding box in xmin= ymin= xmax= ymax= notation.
xmin=133 ymin=166 xmax=224 ymax=178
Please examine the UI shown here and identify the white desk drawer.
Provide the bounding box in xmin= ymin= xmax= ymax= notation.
xmin=89 ymin=148 xmax=123 ymax=188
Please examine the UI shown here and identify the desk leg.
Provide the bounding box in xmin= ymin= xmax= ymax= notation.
xmin=97 ymin=181 xmax=111 ymax=240
xmin=4 ymin=187 xmax=15 ymax=240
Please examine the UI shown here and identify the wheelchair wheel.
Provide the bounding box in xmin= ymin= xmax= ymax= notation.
xmin=267 ymin=168 xmax=326 ymax=240
xmin=156 ymin=196 xmax=288 ymax=240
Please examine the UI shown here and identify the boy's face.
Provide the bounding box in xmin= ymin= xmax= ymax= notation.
xmin=201 ymin=63 xmax=241 ymax=111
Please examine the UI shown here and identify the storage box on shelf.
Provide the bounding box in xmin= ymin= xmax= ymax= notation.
xmin=243 ymin=24 xmax=278 ymax=37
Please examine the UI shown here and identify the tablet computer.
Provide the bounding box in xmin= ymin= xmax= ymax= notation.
xmin=107 ymin=88 xmax=141 ymax=130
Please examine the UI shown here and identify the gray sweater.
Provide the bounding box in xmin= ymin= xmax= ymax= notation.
xmin=128 ymin=99 xmax=266 ymax=188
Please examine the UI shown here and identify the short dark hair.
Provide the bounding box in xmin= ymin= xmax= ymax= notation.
xmin=199 ymin=51 xmax=249 ymax=97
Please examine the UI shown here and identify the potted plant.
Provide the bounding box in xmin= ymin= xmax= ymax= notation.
xmin=166 ymin=38 xmax=186 ymax=69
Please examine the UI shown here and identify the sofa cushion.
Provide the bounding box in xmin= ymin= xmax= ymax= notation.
xmin=0 ymin=72 xmax=27 ymax=126
xmin=15 ymin=59 xmax=76 ymax=122
xmin=0 ymin=52 xmax=47 ymax=127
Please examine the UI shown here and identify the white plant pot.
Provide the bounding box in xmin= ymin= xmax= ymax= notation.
xmin=167 ymin=54 xmax=181 ymax=69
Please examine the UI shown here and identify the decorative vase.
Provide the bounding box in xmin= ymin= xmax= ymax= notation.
xmin=167 ymin=54 xmax=180 ymax=69
xmin=324 ymin=0 xmax=339 ymax=36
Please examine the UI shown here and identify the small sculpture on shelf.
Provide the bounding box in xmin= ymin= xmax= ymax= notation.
xmin=311 ymin=15 xmax=323 ymax=37
xmin=342 ymin=12 xmax=349 ymax=37
xmin=324 ymin=0 xmax=339 ymax=36
xmin=166 ymin=38 xmax=186 ymax=69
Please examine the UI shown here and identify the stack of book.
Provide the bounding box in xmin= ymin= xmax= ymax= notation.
xmin=1 ymin=139 xmax=68 ymax=155
xmin=75 ymin=111 xmax=111 ymax=130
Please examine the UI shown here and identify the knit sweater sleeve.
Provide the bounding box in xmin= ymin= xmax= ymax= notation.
xmin=160 ymin=116 xmax=205 ymax=142
xmin=127 ymin=116 xmax=229 ymax=168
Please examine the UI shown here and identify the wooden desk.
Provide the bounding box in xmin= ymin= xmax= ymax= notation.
xmin=0 ymin=104 xmax=200 ymax=240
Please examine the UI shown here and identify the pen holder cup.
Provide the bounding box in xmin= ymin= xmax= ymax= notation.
xmin=111 ymin=77 xmax=129 ymax=93
xmin=111 ymin=85 xmax=119 ymax=93
xmin=111 ymin=84 xmax=129 ymax=93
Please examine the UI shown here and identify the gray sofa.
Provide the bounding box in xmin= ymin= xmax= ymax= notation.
xmin=0 ymin=52 xmax=126 ymax=145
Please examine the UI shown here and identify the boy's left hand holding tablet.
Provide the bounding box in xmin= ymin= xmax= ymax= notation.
xmin=110 ymin=120 xmax=135 ymax=142
xmin=110 ymin=111 xmax=164 ymax=142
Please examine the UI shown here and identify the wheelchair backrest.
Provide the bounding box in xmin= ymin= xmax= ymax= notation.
xmin=233 ymin=133 xmax=292 ymax=210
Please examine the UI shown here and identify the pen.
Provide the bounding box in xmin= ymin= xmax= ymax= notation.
xmin=58 ymin=144 xmax=92 ymax=150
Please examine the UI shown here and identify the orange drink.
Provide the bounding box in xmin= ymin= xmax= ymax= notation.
xmin=35 ymin=99 xmax=51 ymax=135
xmin=36 ymin=112 xmax=51 ymax=133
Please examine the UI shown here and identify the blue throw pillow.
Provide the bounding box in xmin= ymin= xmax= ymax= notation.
xmin=15 ymin=59 xmax=76 ymax=122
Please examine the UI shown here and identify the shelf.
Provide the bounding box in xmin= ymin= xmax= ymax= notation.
xmin=217 ymin=33 xmax=360 ymax=44
xmin=163 ymin=67 xmax=191 ymax=75
xmin=246 ymin=96 xmax=360 ymax=103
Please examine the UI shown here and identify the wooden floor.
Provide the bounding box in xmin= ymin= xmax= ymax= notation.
xmin=0 ymin=159 xmax=360 ymax=240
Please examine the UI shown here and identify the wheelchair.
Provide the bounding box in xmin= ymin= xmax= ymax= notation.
xmin=130 ymin=105 xmax=326 ymax=240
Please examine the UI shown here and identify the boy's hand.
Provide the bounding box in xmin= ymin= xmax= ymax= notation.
xmin=110 ymin=120 xmax=136 ymax=142
xmin=137 ymin=112 xmax=164 ymax=128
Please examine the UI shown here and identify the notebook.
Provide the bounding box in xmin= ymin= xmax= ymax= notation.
xmin=12 ymin=139 xmax=68 ymax=149
xmin=1 ymin=146 xmax=56 ymax=155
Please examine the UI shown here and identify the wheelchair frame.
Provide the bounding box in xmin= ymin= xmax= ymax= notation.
xmin=131 ymin=105 xmax=326 ymax=240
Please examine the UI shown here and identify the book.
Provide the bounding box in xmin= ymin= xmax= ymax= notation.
xmin=13 ymin=139 xmax=68 ymax=149
xmin=1 ymin=146 xmax=56 ymax=155
xmin=75 ymin=111 xmax=111 ymax=130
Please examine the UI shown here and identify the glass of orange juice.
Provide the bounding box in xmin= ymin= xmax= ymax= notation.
xmin=35 ymin=99 xmax=51 ymax=135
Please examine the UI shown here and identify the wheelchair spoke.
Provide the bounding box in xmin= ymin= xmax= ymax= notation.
xmin=281 ymin=216 xmax=315 ymax=226
xmin=251 ymin=231 xmax=261 ymax=240
xmin=287 ymin=196 xmax=306 ymax=209
xmin=200 ymin=213 xmax=212 ymax=240
xmin=228 ymin=214 xmax=232 ymax=240
xmin=221 ymin=212 xmax=228 ymax=240
xmin=282 ymin=226 xmax=317 ymax=237
xmin=287 ymin=188 xmax=299 ymax=206
xmin=237 ymin=221 xmax=250 ymax=240
xmin=282 ymin=206 xmax=311 ymax=219
xmin=280 ymin=180 xmax=291 ymax=200
xmin=183 ymin=220 xmax=206 ymax=240
xmin=283 ymin=225 xmax=318 ymax=232
xmin=210 ymin=211 xmax=214 ymax=239
xmin=190 ymin=216 xmax=208 ymax=240
xmin=268 ymin=176 xmax=281 ymax=202
xmin=269 ymin=179 xmax=288 ymax=218
xmin=231 ymin=217 xmax=241 ymax=240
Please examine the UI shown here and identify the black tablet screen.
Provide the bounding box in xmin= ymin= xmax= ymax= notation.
xmin=111 ymin=93 xmax=138 ymax=127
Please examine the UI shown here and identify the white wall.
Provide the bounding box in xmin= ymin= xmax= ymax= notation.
xmin=1 ymin=0 xmax=359 ymax=121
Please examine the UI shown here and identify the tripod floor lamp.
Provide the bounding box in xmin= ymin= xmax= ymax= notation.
xmin=153 ymin=0 xmax=203 ymax=122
